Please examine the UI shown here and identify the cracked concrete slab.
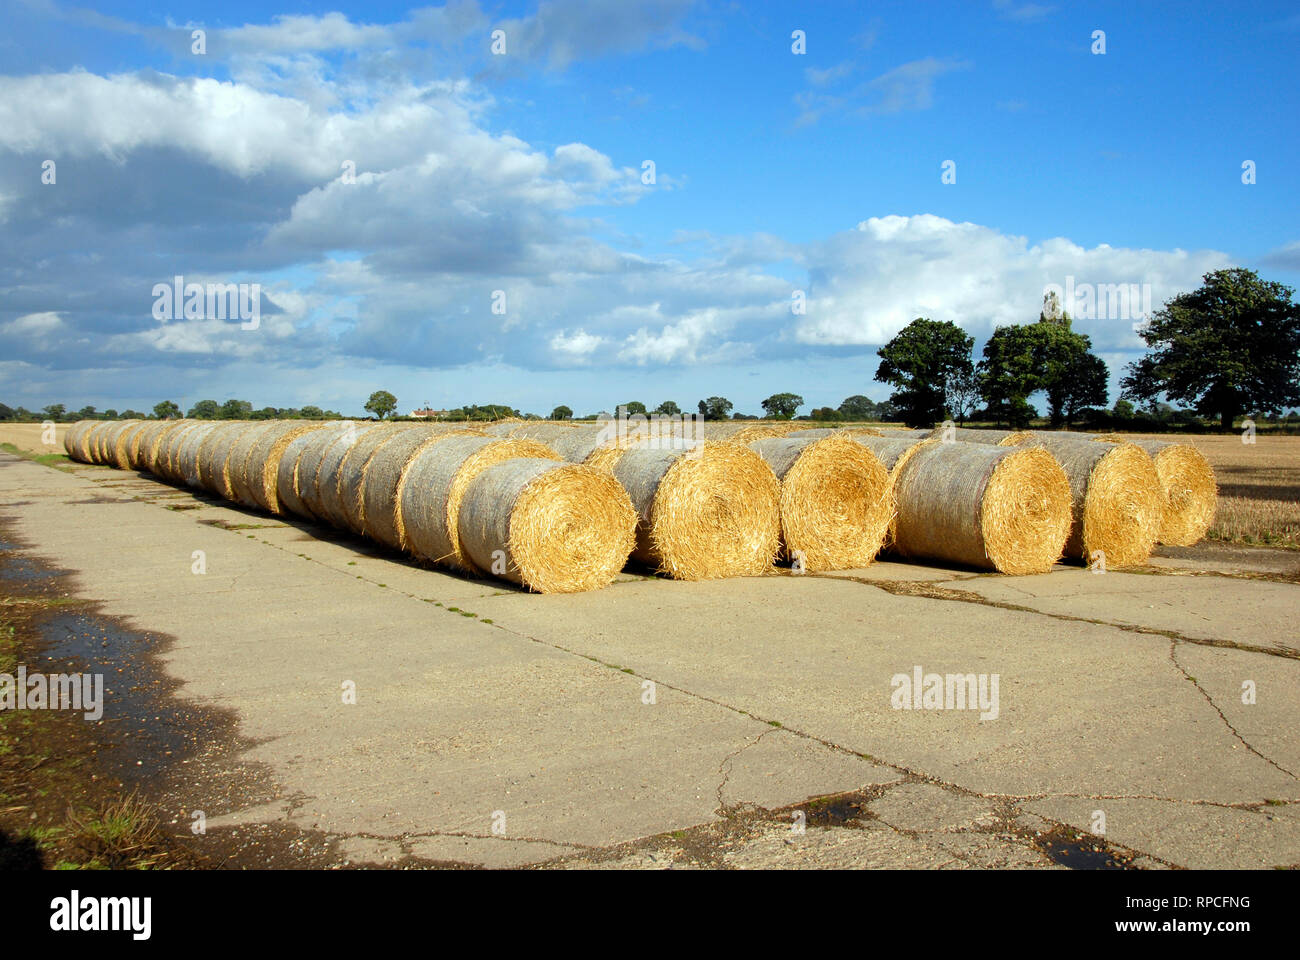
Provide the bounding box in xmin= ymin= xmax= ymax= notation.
xmin=939 ymin=569 xmax=1300 ymax=654
xmin=1025 ymin=796 xmax=1300 ymax=869
xmin=4 ymin=449 xmax=1299 ymax=869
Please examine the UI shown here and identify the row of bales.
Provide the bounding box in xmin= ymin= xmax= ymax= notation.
xmin=64 ymin=417 xmax=1216 ymax=592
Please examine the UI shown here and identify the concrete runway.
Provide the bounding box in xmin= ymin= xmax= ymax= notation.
xmin=2 ymin=447 xmax=1297 ymax=869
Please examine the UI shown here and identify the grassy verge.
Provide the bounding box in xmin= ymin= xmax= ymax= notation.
xmin=0 ymin=442 xmax=76 ymax=471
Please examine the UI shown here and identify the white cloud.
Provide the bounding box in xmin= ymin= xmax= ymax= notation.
xmin=797 ymin=215 xmax=1231 ymax=350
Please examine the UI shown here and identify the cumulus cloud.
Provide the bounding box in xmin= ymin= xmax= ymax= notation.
xmin=797 ymin=215 xmax=1231 ymax=350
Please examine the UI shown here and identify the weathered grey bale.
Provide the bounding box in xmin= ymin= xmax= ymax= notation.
xmin=175 ymin=421 xmax=222 ymax=488
xmin=158 ymin=421 xmax=205 ymax=480
xmin=889 ymin=441 xmax=1072 ymax=575
xmin=128 ymin=421 xmax=166 ymax=470
xmin=359 ymin=430 xmax=470 ymax=548
xmin=275 ymin=423 xmax=352 ymax=520
xmin=852 ymin=436 xmax=930 ymax=472
xmin=398 ymin=435 xmax=559 ymax=569
xmin=222 ymin=423 xmax=279 ymax=507
xmin=933 ymin=426 xmax=1031 ymax=445
xmin=193 ymin=423 xmax=242 ymax=495
xmin=244 ymin=422 xmax=332 ymax=514
xmin=546 ymin=426 xmax=615 ymax=463
xmin=315 ymin=423 xmax=397 ymax=527
xmin=143 ymin=420 xmax=188 ymax=475
xmin=482 ymin=421 xmax=522 ymax=437
xmin=877 ymin=427 xmax=931 ymax=440
xmin=106 ymin=420 xmax=142 ymax=469
xmin=63 ymin=420 xmax=95 ymax=462
xmin=701 ymin=421 xmax=750 ymax=439
xmin=116 ymin=421 xmax=152 ymax=470
xmin=506 ymin=422 xmax=584 ymax=444
xmin=333 ymin=423 xmax=417 ymax=532
xmin=457 ymin=458 xmax=638 ymax=593
xmin=90 ymin=421 xmax=124 ymax=464
xmin=296 ymin=424 xmax=374 ymax=520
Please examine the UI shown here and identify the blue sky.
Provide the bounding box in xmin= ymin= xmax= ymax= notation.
xmin=1 ymin=0 xmax=1297 ymax=417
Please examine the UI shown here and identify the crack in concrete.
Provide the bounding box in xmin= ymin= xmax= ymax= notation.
xmin=1167 ymin=640 xmax=1298 ymax=781
xmin=811 ymin=572 xmax=1300 ymax=661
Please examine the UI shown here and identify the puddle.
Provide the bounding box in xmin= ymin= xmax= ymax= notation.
xmin=33 ymin=613 xmax=199 ymax=787
xmin=1035 ymin=828 xmax=1130 ymax=869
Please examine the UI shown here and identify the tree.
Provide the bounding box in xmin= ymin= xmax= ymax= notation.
xmin=0 ymin=403 xmax=13 ymax=421
xmin=761 ymin=393 xmax=804 ymax=420
xmin=875 ymin=318 xmax=975 ymax=427
xmin=653 ymin=400 xmax=682 ymax=416
xmin=1057 ymin=350 xmax=1109 ymax=426
xmin=76 ymin=405 xmax=97 ymax=419
xmin=103 ymin=408 xmax=118 ymax=419
xmin=550 ymin=405 xmax=573 ymax=421
xmin=698 ymin=397 xmax=733 ymax=421
xmin=42 ymin=404 xmax=66 ymax=421
xmin=837 ymin=395 xmax=878 ymax=421
xmin=153 ymin=400 xmax=180 ymax=420
xmin=876 ymin=400 xmax=898 ymax=421
xmin=810 ymin=406 xmax=840 ymax=421
xmin=978 ymin=325 xmax=1039 ymax=428
xmin=944 ymin=369 xmax=981 ymax=424
xmin=1122 ymin=268 xmax=1300 ymax=429
xmin=1033 ymin=317 xmax=1108 ymax=428
xmin=220 ymin=398 xmax=253 ymax=420
xmin=364 ymin=390 xmax=398 ymax=420
xmin=619 ymin=401 xmax=647 ymax=416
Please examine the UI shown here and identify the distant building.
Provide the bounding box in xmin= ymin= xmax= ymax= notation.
xmin=410 ymin=408 xmax=448 ymax=419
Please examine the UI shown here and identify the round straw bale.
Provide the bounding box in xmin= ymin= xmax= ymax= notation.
xmin=156 ymin=420 xmax=204 ymax=479
xmin=748 ymin=434 xmax=892 ymax=571
xmin=142 ymin=420 xmax=187 ymax=475
xmin=84 ymin=421 xmax=116 ymax=464
xmin=1016 ymin=436 xmax=1165 ymax=564
xmin=121 ymin=421 xmax=151 ymax=469
xmin=296 ymin=423 xmax=378 ymax=520
xmin=728 ymin=422 xmax=806 ymax=445
xmin=934 ymin=427 xmax=1031 ymax=445
xmin=243 ymin=422 xmax=333 ymax=514
xmin=63 ymin=421 xmax=94 ymax=462
xmin=540 ymin=425 xmax=612 ymax=463
xmin=190 ymin=422 xmax=240 ymax=493
xmin=114 ymin=421 xmax=150 ymax=469
xmin=1113 ymin=440 xmax=1215 ymax=546
xmin=610 ymin=441 xmax=780 ymax=580
xmin=271 ymin=421 xmax=351 ymax=520
xmin=877 ymin=427 xmax=932 ymax=440
xmin=507 ymin=421 xmax=583 ymax=443
xmin=101 ymin=420 xmax=140 ymax=469
xmin=360 ymin=430 xmax=475 ymax=548
xmin=73 ymin=419 xmax=103 ymax=463
xmin=890 ymin=442 xmax=1071 ymax=575
xmin=399 ymin=436 xmax=560 ymax=570
xmin=174 ymin=421 xmax=222 ymax=487
xmin=332 ymin=424 xmax=423 ymax=532
xmin=457 ymin=459 xmax=638 ymax=593
xmin=482 ymin=421 xmax=521 ymax=436
xmin=222 ymin=422 xmax=282 ymax=507
xmin=316 ymin=423 xmax=405 ymax=528
xmin=786 ymin=427 xmax=884 ymax=439
xmin=702 ymin=421 xmax=750 ymax=440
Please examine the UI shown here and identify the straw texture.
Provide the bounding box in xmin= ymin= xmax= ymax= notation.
xmin=458 ymin=458 xmax=638 ymax=593
xmin=749 ymin=433 xmax=892 ymax=571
